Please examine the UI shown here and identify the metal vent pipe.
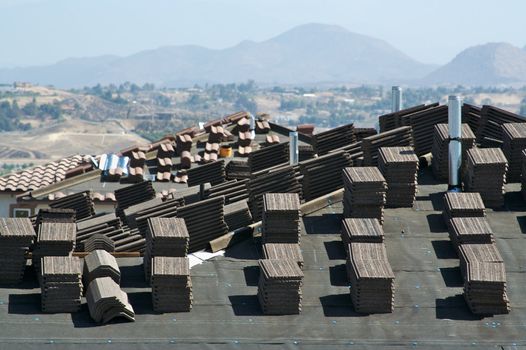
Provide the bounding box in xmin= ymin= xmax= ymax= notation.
xmin=289 ymin=131 xmax=299 ymax=165
xmin=391 ymin=86 xmax=402 ymax=112
xmin=448 ymin=95 xmax=463 ymax=190
xmin=249 ymin=113 xmax=256 ymax=139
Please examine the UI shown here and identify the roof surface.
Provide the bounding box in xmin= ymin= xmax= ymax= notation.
xmin=2 ymin=168 xmax=526 ymax=349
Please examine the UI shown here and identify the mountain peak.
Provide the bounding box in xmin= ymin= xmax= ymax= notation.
xmin=424 ymin=42 xmax=526 ymax=86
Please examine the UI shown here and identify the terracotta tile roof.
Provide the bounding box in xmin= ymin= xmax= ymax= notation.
xmin=0 ymin=155 xmax=87 ymax=192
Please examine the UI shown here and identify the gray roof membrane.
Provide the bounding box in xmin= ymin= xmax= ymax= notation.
xmin=2 ymin=168 xmax=526 ymax=349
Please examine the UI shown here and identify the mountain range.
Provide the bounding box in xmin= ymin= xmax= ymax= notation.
xmin=0 ymin=23 xmax=525 ymax=88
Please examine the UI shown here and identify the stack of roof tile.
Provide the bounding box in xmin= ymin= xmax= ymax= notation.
xmin=261 ymin=193 xmax=301 ymax=244
xmin=256 ymin=119 xmax=271 ymax=133
xmin=0 ymin=218 xmax=35 ymax=284
xmin=463 ymin=148 xmax=508 ymax=207
xmin=248 ymin=142 xmax=289 ymax=173
xmin=443 ymin=192 xmax=486 ymax=220
xmin=33 ymin=222 xmax=76 ymax=275
xmin=262 ymin=243 xmax=303 ymax=268
xmin=49 ymin=191 xmax=95 ymax=220
xmin=379 ymin=104 xmax=439 ymax=132
xmin=247 ymin=166 xmax=302 ymax=221
xmin=144 ymin=217 xmax=189 ymax=282
xmin=83 ymin=234 xmax=115 ymax=252
xmin=447 ymin=217 xmax=494 ymax=249
xmin=224 ymin=201 xmax=253 ymax=231
xmin=186 ymin=160 xmax=225 ymax=186
xmin=299 ymin=150 xmax=353 ymax=201
xmin=40 ymin=256 xmax=82 ymax=313
xmin=126 ymin=147 xmax=147 ymax=182
xmin=36 ymin=208 xmax=76 ymax=226
xmin=400 ymin=105 xmax=449 ymax=156
xmin=115 ymin=181 xmax=156 ymax=218
xmin=354 ymin=128 xmax=377 ymax=141
xmin=458 ymin=244 xmax=510 ymax=315
xmin=257 ymin=259 xmax=303 ymax=315
xmin=362 ymin=127 xmax=414 ymax=165
xmin=151 ymin=256 xmax=193 ymax=312
xmin=341 ymin=218 xmax=384 ymax=246
xmin=378 ymin=147 xmax=419 ymax=208
xmin=131 ymin=197 xmax=184 ymax=236
xmin=431 ymin=124 xmax=476 ymax=180
xmin=311 ymin=123 xmax=355 ymax=155
xmin=176 ymin=196 xmax=228 ymax=252
xmin=477 ymin=105 xmax=526 ymax=145
xmin=176 ymin=134 xmax=193 ymax=154
xmin=462 ymin=104 xmax=482 ymax=138
xmin=156 ymin=142 xmax=175 ymax=182
xmin=83 ymin=249 xmax=121 ymax=287
xmin=86 ymin=276 xmax=135 ymax=324
xmin=342 ymin=167 xmax=387 ymax=223
xmin=225 ymin=159 xmax=251 ymax=179
xmin=75 ymin=213 xmax=122 ymax=250
xmin=205 ymin=179 xmax=249 ymax=204
xmin=346 ymin=242 xmax=395 ymax=314
xmin=328 ymin=141 xmax=363 ymax=165
xmin=502 ymin=123 xmax=526 ymax=182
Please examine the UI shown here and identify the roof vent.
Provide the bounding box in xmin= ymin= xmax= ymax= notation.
xmin=289 ymin=131 xmax=299 ymax=165
xmin=448 ymin=95 xmax=463 ymax=191
xmin=391 ymin=86 xmax=402 ymax=112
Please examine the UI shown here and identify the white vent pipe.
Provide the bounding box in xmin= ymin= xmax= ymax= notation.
xmin=448 ymin=95 xmax=463 ymax=190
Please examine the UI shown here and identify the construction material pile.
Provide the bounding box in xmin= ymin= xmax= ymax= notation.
xmin=261 ymin=193 xmax=301 ymax=244
xmin=33 ymin=222 xmax=76 ymax=276
xmin=342 ymin=167 xmax=386 ymax=223
xmin=361 ymin=126 xmax=414 ymax=166
xmin=463 ymin=148 xmax=508 ymax=207
xmin=431 ymin=123 xmax=476 ymax=180
xmin=144 ymin=217 xmax=189 ymax=282
xmin=341 ymin=218 xmax=384 ymax=245
xmin=262 ymin=243 xmax=304 ymax=268
xmin=151 ymin=256 xmax=193 ymax=312
xmin=443 ymin=192 xmax=486 ymax=220
xmin=0 ymin=218 xmax=35 ymax=284
xmin=40 ymin=256 xmax=82 ymax=313
xmin=378 ymin=147 xmax=419 ymax=208
xmin=86 ymin=276 xmax=135 ymax=324
xmin=257 ymin=259 xmax=303 ymax=315
xmin=311 ymin=123 xmax=355 ymax=155
xmin=458 ymin=244 xmax=510 ymax=315
xmin=50 ymin=191 xmax=95 ymax=220
xmin=522 ymin=150 xmax=526 ymax=201
xmin=448 ymin=217 xmax=495 ymax=249
xmin=346 ymin=242 xmax=395 ymax=314
xmin=83 ymin=249 xmax=121 ymax=287
xmin=477 ymin=105 xmax=526 ymax=145
xmin=83 ymin=234 xmax=115 ymax=253
xmin=502 ymin=123 xmax=526 ymax=182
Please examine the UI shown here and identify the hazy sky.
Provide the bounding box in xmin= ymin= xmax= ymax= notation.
xmin=1 ymin=0 xmax=524 ymax=68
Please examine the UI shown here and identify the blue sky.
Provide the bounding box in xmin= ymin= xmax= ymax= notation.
xmin=0 ymin=0 xmax=524 ymax=67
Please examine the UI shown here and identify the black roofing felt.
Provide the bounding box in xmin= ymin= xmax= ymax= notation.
xmin=1 ymin=168 xmax=526 ymax=349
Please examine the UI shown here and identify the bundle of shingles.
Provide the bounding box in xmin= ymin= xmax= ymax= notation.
xmin=462 ymin=103 xmax=482 ymax=136
xmin=247 ymin=166 xmax=302 ymax=221
xmin=35 ymin=208 xmax=76 ymax=227
xmin=86 ymin=276 xmax=135 ymax=324
xmin=225 ymin=159 xmax=251 ymax=179
xmin=502 ymin=123 xmax=526 ymax=182
xmin=379 ymin=103 xmax=439 ymax=132
xmin=447 ymin=217 xmax=495 ymax=251
xmin=262 ymin=243 xmax=303 ymax=268
xmin=33 ymin=222 xmax=76 ymax=277
xmin=156 ymin=142 xmax=175 ymax=182
xmin=49 ymin=191 xmax=95 ymax=220
xmin=40 ymin=256 xmax=82 ymax=313
xmin=354 ymin=128 xmax=377 ymax=141
xmin=0 ymin=218 xmax=35 ymax=284
xmin=346 ymin=242 xmax=395 ymax=314
xmin=458 ymin=243 xmax=510 ymax=315
xmin=143 ymin=217 xmax=189 ymax=283
xmin=224 ymin=201 xmax=253 ymax=231
xmin=463 ymin=148 xmax=508 ymax=208
xmin=186 ymin=160 xmax=226 ymax=187
xmin=83 ymin=249 xmax=121 ymax=287
xmin=151 ymin=256 xmax=193 ymax=312
xmin=431 ymin=124 xmax=476 ymax=181
xmin=126 ymin=146 xmax=148 ymax=182
xmin=261 ymin=193 xmax=301 ymax=244
xmin=342 ymin=167 xmax=387 ymax=223
xmin=361 ymin=126 xmax=414 ymax=165
xmin=75 ymin=213 xmax=121 ymax=251
xmin=248 ymin=142 xmax=289 ymax=173
xmin=443 ymin=192 xmax=486 ymax=221
xmin=328 ymin=141 xmax=363 ymax=166
xmin=257 ymin=259 xmax=304 ymax=314
xmin=83 ymin=234 xmax=115 ymax=252
xmin=341 ymin=218 xmax=384 ymax=246
xmin=400 ymin=105 xmax=448 ymax=156
xmin=204 ymin=179 xmax=249 ymax=204
xmin=300 ymin=150 xmax=353 ymax=201
xmin=378 ymin=147 xmax=419 ymax=208
xmin=115 ymin=181 xmax=156 ymax=218
xmin=476 ymin=105 xmax=526 ymax=145
xmin=311 ymin=123 xmax=355 ymax=155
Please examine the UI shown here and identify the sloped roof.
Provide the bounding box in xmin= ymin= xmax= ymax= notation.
xmin=0 ymin=155 xmax=89 ymax=192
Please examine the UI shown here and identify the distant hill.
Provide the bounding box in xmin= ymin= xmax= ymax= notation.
xmin=423 ymin=43 xmax=526 ymax=86
xmin=0 ymin=23 xmax=437 ymax=88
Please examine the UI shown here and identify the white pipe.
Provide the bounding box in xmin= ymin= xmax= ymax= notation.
xmin=391 ymin=86 xmax=402 ymax=112
xmin=289 ymin=131 xmax=299 ymax=165
xmin=448 ymin=95 xmax=463 ymax=189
